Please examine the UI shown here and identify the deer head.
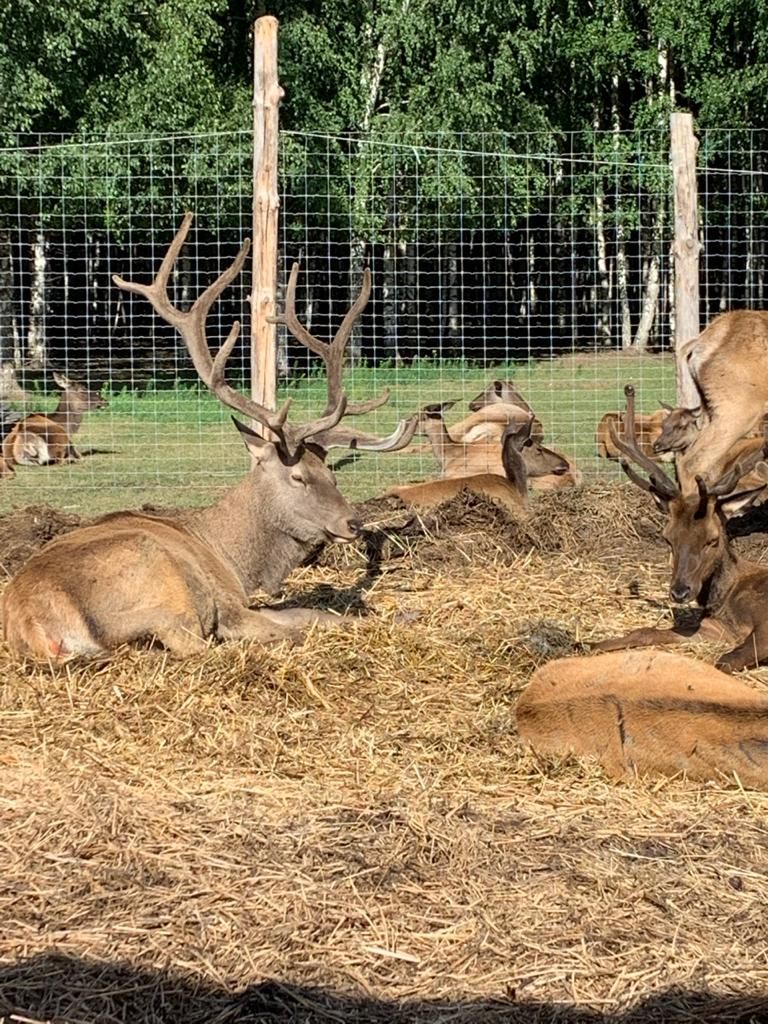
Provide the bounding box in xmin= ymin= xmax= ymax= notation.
xmin=611 ymin=384 xmax=768 ymax=604
xmin=651 ymin=402 xmax=705 ymax=456
xmin=112 ymin=214 xmax=412 ymax=560
xmin=468 ymin=379 xmax=533 ymax=415
xmin=51 ymin=372 xmax=108 ymax=413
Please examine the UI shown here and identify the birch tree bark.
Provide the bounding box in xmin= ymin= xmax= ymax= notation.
xmin=27 ymin=229 xmax=48 ymax=367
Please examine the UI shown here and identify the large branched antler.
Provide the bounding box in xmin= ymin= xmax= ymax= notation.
xmin=609 ymin=384 xmax=680 ymax=502
xmin=112 ymin=212 xmax=294 ymax=447
xmin=269 ymin=260 xmax=417 ymax=452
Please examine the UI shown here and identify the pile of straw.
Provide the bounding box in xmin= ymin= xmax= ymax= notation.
xmin=0 ymin=485 xmax=766 ymax=1023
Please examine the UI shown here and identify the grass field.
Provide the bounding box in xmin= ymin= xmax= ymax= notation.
xmin=0 ymin=351 xmax=677 ymax=515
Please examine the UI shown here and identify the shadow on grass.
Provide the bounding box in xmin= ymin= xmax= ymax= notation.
xmin=0 ymin=952 xmax=765 ymax=1023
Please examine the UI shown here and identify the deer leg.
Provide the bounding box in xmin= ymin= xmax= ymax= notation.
xmin=64 ymin=444 xmax=81 ymax=462
xmin=216 ymin=607 xmax=304 ymax=645
xmin=257 ymin=606 xmax=346 ymax=630
xmin=715 ymin=633 xmax=762 ymax=673
xmin=591 ymin=626 xmax=688 ymax=654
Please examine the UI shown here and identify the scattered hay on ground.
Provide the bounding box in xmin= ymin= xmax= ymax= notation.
xmin=0 ymin=503 xmax=82 ymax=578
xmin=0 ymin=484 xmax=767 ymax=1022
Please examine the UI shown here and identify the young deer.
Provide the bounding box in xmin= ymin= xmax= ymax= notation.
xmin=596 ymin=407 xmax=671 ymax=461
xmin=3 ymin=214 xmax=414 ymax=663
xmin=593 ymin=384 xmax=768 ymax=671
xmin=2 ymin=373 xmax=107 ymax=473
xmin=416 ymin=402 xmax=570 ymax=483
xmin=385 ymin=418 xmax=532 ymax=514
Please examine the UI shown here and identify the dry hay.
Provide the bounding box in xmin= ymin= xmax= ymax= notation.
xmin=0 ymin=486 xmax=767 ymax=1023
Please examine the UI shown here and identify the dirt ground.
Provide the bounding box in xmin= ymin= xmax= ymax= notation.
xmin=0 ymin=486 xmax=767 ymax=1024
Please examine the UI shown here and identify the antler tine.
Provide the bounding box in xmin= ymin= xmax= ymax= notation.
xmin=707 ymin=441 xmax=768 ymax=498
xmin=269 ymin=262 xmax=391 ymax=426
xmin=113 ymin=213 xmax=292 ymax=442
xmin=609 ymin=384 xmax=680 ymax=501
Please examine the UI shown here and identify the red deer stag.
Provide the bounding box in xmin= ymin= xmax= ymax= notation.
xmin=385 ymin=418 xmax=532 ymax=515
xmin=2 ymin=373 xmax=106 ymax=474
xmin=592 ymin=384 xmax=768 ymax=671
xmin=663 ymin=310 xmax=768 ymax=488
xmin=416 ymin=401 xmax=572 ymax=486
xmin=2 ymin=214 xmax=414 ymax=662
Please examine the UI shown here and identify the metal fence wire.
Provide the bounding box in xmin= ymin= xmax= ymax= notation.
xmin=0 ymin=126 xmax=766 ymax=512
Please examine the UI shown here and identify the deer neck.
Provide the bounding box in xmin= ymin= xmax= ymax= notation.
xmin=48 ymin=395 xmax=83 ymax=434
xmin=422 ymin=417 xmax=456 ymax=466
xmin=186 ymin=477 xmax=310 ymax=597
xmin=698 ymin=542 xmax=742 ymax=614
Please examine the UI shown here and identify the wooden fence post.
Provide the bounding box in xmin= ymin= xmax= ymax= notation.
xmin=251 ymin=16 xmax=283 ymax=426
xmin=670 ymin=111 xmax=701 ymax=407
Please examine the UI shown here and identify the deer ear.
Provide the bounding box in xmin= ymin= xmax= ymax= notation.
xmin=53 ymin=372 xmax=71 ymax=389
xmin=692 ymin=406 xmax=706 ymax=428
xmin=231 ymin=416 xmax=278 ymax=463
xmin=718 ymin=484 xmax=767 ymax=518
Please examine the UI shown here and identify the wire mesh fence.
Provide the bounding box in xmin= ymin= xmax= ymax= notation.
xmin=0 ymin=125 xmax=765 ymax=513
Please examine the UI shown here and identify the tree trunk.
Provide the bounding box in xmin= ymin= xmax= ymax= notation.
xmin=0 ymin=228 xmax=18 ymax=367
xmin=27 ymin=229 xmax=48 ymax=367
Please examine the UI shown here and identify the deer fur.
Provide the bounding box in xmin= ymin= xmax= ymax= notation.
xmin=662 ymin=310 xmax=768 ymax=488
xmin=594 ymin=385 xmax=768 ymax=671
xmin=385 ymin=419 xmax=531 ymax=514
xmin=517 ymin=649 xmax=768 ymax=789
xmin=468 ymin=379 xmax=533 ymax=414
xmin=417 ymin=402 xmax=572 ymax=482
xmin=449 ymin=405 xmax=545 ymax=445
xmin=2 ymin=214 xmax=412 ymax=663
xmin=2 ymin=373 xmax=106 ymax=473
xmin=596 ymin=408 xmax=670 ymax=461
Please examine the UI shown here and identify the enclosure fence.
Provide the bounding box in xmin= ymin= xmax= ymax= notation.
xmin=0 ymin=125 xmax=765 ymax=513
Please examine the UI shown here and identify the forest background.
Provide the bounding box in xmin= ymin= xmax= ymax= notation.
xmin=1 ymin=0 xmax=767 ymax=383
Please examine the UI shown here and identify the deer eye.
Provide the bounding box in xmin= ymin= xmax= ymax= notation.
xmin=290 ymin=472 xmax=307 ymax=486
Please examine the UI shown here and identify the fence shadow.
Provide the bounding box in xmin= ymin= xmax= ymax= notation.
xmin=0 ymin=952 xmax=766 ymax=1024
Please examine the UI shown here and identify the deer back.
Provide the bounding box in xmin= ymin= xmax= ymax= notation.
xmin=597 ymin=408 xmax=669 ymax=461
xmin=517 ymin=649 xmax=768 ymax=790
xmin=451 ymin=405 xmax=545 ymax=444
xmin=2 ymin=415 xmax=72 ymax=466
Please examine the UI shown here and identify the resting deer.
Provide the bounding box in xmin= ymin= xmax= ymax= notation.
xmin=596 ymin=408 xmax=671 ymax=461
xmin=448 ymin=379 xmax=542 ymax=444
xmin=468 ymin=379 xmax=533 ymax=414
xmin=663 ymin=310 xmax=768 ymax=488
xmin=593 ymin=384 xmax=768 ymax=671
xmin=385 ymin=418 xmax=532 ymax=514
xmin=517 ymin=648 xmax=768 ymax=790
xmin=2 ymin=214 xmax=415 ymax=663
xmin=417 ymin=402 xmax=570 ymax=484
xmin=2 ymin=373 xmax=107 ymax=473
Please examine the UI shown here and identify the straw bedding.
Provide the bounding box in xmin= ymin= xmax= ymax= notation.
xmin=0 ymin=485 xmax=767 ymax=1023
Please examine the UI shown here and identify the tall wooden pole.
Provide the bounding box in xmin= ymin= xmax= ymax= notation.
xmin=251 ymin=16 xmax=283 ymax=424
xmin=670 ymin=111 xmax=701 ymax=407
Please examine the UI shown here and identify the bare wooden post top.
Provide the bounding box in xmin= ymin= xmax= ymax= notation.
xmin=670 ymin=111 xmax=701 ymax=408
xmin=251 ymin=16 xmax=283 ymax=434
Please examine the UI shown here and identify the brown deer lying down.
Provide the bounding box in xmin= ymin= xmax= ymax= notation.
xmin=468 ymin=379 xmax=533 ymax=413
xmin=417 ymin=402 xmax=571 ymax=482
xmin=2 ymin=215 xmax=414 ymax=663
xmin=385 ymin=418 xmax=532 ymax=514
xmin=663 ymin=310 xmax=768 ymax=487
xmin=517 ymin=649 xmax=768 ymax=790
xmin=596 ymin=407 xmax=670 ymax=461
xmin=593 ymin=385 xmax=768 ymax=671
xmin=453 ymin=380 xmax=540 ymax=444
xmin=2 ymin=373 xmax=106 ymax=474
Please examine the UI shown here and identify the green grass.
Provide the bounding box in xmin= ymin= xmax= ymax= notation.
xmin=0 ymin=351 xmax=677 ymax=516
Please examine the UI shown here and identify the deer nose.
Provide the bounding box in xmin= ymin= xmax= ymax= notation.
xmin=347 ymin=518 xmax=362 ymax=537
xmin=670 ymin=582 xmax=691 ymax=603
